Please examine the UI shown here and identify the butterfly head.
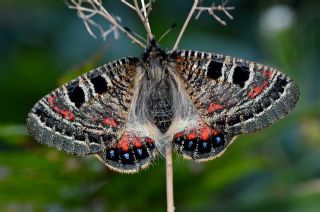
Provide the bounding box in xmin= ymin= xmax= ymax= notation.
xmin=142 ymin=39 xmax=167 ymax=64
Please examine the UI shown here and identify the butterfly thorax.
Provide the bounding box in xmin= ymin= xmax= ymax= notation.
xmin=136 ymin=42 xmax=174 ymax=133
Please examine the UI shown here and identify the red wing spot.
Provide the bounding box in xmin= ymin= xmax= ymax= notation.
xmin=212 ymin=130 xmax=219 ymax=136
xmin=48 ymin=95 xmax=75 ymax=121
xmin=248 ymin=81 xmax=269 ymax=99
xmin=60 ymin=109 xmax=75 ymax=121
xmin=53 ymin=106 xmax=60 ymax=113
xmin=133 ymin=137 xmax=143 ymax=148
xmin=48 ymin=96 xmax=56 ymax=106
xmin=261 ymin=70 xmax=273 ymax=79
xmin=262 ymin=81 xmax=269 ymax=88
xmin=103 ymin=118 xmax=118 ymax=127
xmin=200 ymin=127 xmax=211 ymax=140
xmin=174 ymin=132 xmax=184 ymax=138
xmin=248 ymin=86 xmax=262 ymax=99
xmin=187 ymin=132 xmax=197 ymax=140
xmin=119 ymin=137 xmax=129 ymax=152
xmin=208 ymin=103 xmax=224 ymax=113
xmin=68 ymin=113 xmax=75 ymax=121
xmin=145 ymin=137 xmax=154 ymax=144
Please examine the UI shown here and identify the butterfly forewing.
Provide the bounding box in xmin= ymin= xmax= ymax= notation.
xmin=170 ymin=50 xmax=299 ymax=136
xmin=27 ymin=57 xmax=158 ymax=173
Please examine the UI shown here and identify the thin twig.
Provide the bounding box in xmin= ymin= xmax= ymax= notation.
xmin=173 ymin=0 xmax=234 ymax=50
xmin=121 ymin=0 xmax=154 ymax=15
xmin=121 ymin=0 xmax=136 ymax=10
xmin=195 ymin=2 xmax=234 ymax=25
xmin=140 ymin=0 xmax=152 ymax=38
xmin=133 ymin=0 xmax=153 ymax=39
xmin=173 ymin=0 xmax=199 ymax=50
xmin=166 ymin=144 xmax=175 ymax=212
xmin=66 ymin=0 xmax=146 ymax=48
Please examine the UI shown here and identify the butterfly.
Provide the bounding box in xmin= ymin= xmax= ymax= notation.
xmin=26 ymin=39 xmax=299 ymax=173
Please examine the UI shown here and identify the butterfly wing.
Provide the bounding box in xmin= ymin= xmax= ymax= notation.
xmin=27 ymin=57 xmax=157 ymax=173
xmin=168 ymin=50 xmax=299 ymax=160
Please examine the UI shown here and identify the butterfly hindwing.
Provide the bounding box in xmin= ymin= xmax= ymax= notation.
xmin=27 ymin=57 xmax=158 ymax=173
xmin=171 ymin=114 xmax=235 ymax=161
xmin=169 ymin=50 xmax=299 ymax=159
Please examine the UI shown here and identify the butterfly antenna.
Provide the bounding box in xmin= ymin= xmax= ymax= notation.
xmin=158 ymin=23 xmax=177 ymax=43
xmin=124 ymin=26 xmax=147 ymax=43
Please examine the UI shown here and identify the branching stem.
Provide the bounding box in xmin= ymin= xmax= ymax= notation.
xmin=67 ymin=0 xmax=146 ymax=48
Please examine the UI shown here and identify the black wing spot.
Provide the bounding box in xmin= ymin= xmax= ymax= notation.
xmin=198 ymin=140 xmax=211 ymax=154
xmin=74 ymin=131 xmax=86 ymax=141
xmin=269 ymin=87 xmax=281 ymax=100
xmin=34 ymin=105 xmax=50 ymax=122
xmin=243 ymin=110 xmax=254 ymax=120
xmin=109 ymin=70 xmax=116 ymax=78
xmin=120 ymin=150 xmax=135 ymax=165
xmin=102 ymin=134 xmax=113 ymax=143
xmin=227 ymin=115 xmax=241 ymax=126
xmin=261 ymin=97 xmax=272 ymax=108
xmin=87 ymin=132 xmax=101 ymax=144
xmin=207 ymin=61 xmax=223 ymax=80
xmin=253 ymin=102 xmax=264 ymax=114
xmin=134 ymin=146 xmax=149 ymax=160
xmin=54 ymin=123 xmax=64 ymax=134
xmin=106 ymin=148 xmax=119 ymax=161
xmin=274 ymin=77 xmax=289 ymax=94
xmin=67 ymin=85 xmax=85 ymax=108
xmin=183 ymin=139 xmax=197 ymax=151
xmin=90 ymin=75 xmax=108 ymax=94
xmin=211 ymin=134 xmax=225 ymax=148
xmin=233 ymin=66 xmax=250 ymax=88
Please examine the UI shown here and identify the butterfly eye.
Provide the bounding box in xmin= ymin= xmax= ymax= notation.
xmin=211 ymin=134 xmax=225 ymax=148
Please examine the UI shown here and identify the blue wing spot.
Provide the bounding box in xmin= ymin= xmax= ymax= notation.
xmin=137 ymin=148 xmax=143 ymax=156
xmin=109 ymin=150 xmax=115 ymax=158
xmin=123 ymin=153 xmax=130 ymax=160
xmin=106 ymin=148 xmax=119 ymax=161
xmin=212 ymin=135 xmax=225 ymax=148
xmin=202 ymin=142 xmax=208 ymax=148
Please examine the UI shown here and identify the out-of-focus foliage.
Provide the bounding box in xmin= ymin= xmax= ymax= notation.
xmin=1 ymin=0 xmax=320 ymax=211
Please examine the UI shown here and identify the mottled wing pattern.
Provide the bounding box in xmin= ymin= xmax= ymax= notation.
xmin=169 ymin=50 xmax=299 ymax=160
xmin=27 ymin=57 xmax=157 ymax=173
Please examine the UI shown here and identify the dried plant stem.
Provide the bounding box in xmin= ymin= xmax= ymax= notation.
xmin=121 ymin=0 xmax=153 ymax=39
xmin=173 ymin=0 xmax=234 ymax=50
xmin=67 ymin=0 xmax=146 ymax=48
xmin=173 ymin=0 xmax=199 ymax=50
xmin=97 ymin=5 xmax=146 ymax=47
xmin=133 ymin=0 xmax=153 ymax=39
xmin=166 ymin=145 xmax=175 ymax=212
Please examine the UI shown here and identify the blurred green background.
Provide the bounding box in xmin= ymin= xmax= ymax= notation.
xmin=1 ymin=0 xmax=320 ymax=211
